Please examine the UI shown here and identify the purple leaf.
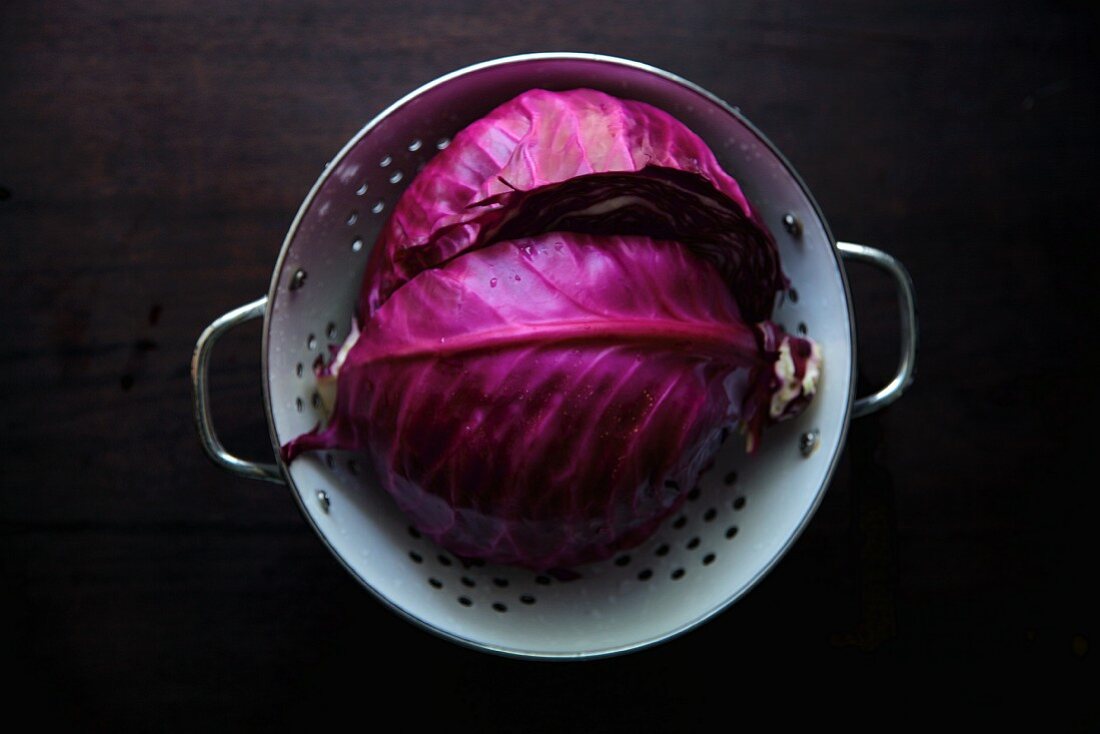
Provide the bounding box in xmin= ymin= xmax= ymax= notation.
xmin=284 ymin=234 xmax=818 ymax=569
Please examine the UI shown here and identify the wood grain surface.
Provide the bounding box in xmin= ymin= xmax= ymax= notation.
xmin=1 ymin=1 xmax=1096 ymax=729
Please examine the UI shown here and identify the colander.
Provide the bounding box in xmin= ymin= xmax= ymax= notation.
xmin=191 ymin=53 xmax=917 ymax=659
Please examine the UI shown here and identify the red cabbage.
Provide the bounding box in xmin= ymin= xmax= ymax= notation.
xmin=284 ymin=88 xmax=821 ymax=571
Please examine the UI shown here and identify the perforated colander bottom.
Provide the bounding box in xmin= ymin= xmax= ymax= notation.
xmin=307 ymin=448 xmax=752 ymax=615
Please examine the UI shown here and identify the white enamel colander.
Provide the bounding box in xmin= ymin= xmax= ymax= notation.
xmin=191 ymin=53 xmax=916 ymax=659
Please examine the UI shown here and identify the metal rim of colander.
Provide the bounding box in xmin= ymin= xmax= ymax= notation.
xmin=260 ymin=52 xmax=855 ymax=660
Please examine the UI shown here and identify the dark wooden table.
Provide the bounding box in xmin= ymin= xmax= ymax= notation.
xmin=2 ymin=1 xmax=1096 ymax=729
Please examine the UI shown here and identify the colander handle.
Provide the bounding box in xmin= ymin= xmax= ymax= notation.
xmin=837 ymin=242 xmax=918 ymax=418
xmin=191 ymin=296 xmax=285 ymax=483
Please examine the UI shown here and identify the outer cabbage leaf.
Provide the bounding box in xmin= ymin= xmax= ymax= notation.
xmin=285 ymin=233 xmax=817 ymax=570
